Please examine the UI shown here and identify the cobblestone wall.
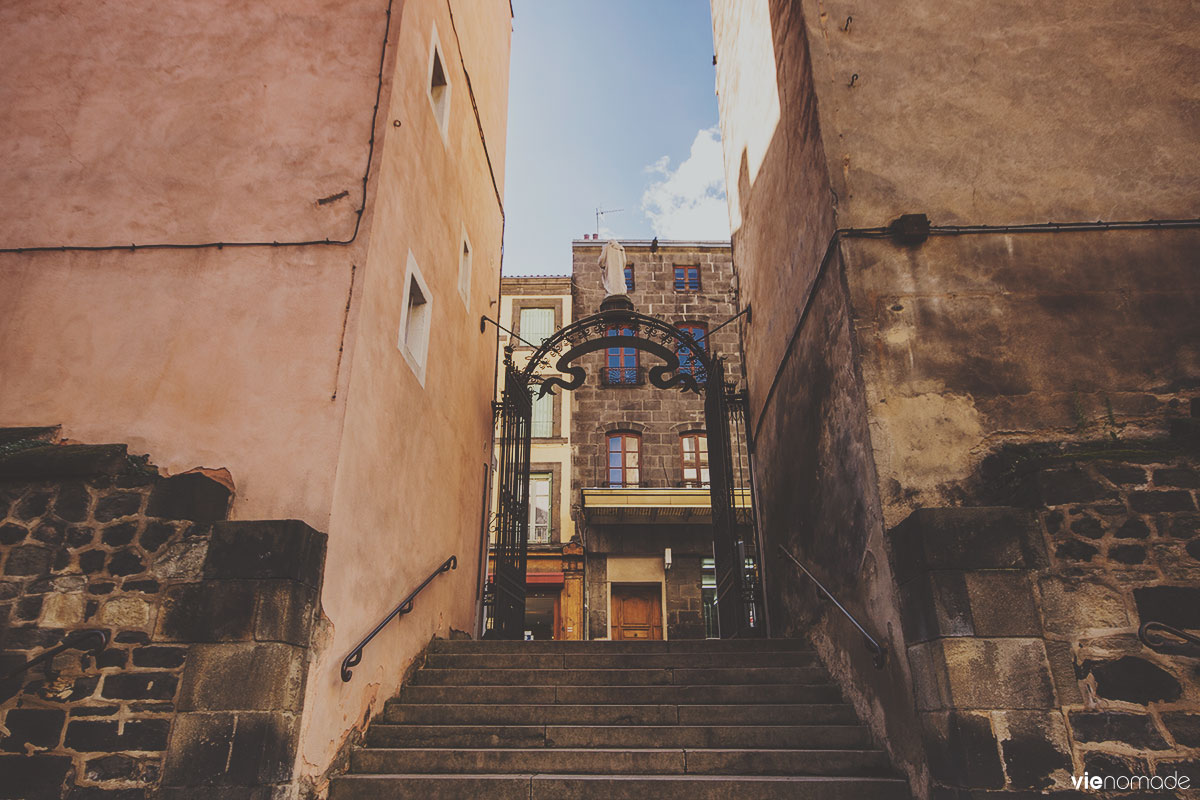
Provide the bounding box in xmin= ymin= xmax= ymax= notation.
xmin=0 ymin=438 xmax=325 ymax=799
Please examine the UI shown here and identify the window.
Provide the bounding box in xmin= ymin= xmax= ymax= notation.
xmin=624 ymin=265 xmax=634 ymax=292
xmin=528 ymin=473 xmax=551 ymax=543
xmin=674 ymin=265 xmax=700 ymax=291
xmin=457 ymin=230 xmax=471 ymax=308
xmin=681 ymin=433 xmax=710 ymax=487
xmin=702 ymin=558 xmax=717 ymax=638
xmin=675 ymin=323 xmax=707 ymax=380
xmin=530 ymin=388 xmax=552 ymax=438
xmin=398 ymin=252 xmax=433 ymax=386
xmin=427 ymin=26 xmax=451 ymax=140
xmin=607 ymin=433 xmax=640 ymax=487
xmin=519 ymin=307 xmax=555 ymax=347
xmin=605 ymin=326 xmax=638 ymax=384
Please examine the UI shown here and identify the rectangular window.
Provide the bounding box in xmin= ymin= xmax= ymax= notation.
xmin=681 ymin=433 xmax=710 ymax=487
xmin=530 ymin=389 xmax=552 ymax=438
xmin=398 ymin=252 xmax=433 ymax=386
xmin=457 ymin=232 xmax=472 ymax=307
xmin=674 ymin=265 xmax=700 ymax=291
xmin=624 ymin=266 xmax=634 ymax=291
xmin=528 ymin=473 xmax=551 ymax=543
xmin=675 ymin=323 xmax=707 ymax=381
xmin=519 ymin=307 xmax=555 ymax=347
xmin=605 ymin=326 xmax=638 ymax=384
xmin=427 ymin=27 xmax=451 ymax=140
xmin=607 ymin=433 xmax=640 ymax=487
xmin=702 ymin=558 xmax=717 ymax=638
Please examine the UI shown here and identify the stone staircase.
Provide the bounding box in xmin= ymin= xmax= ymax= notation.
xmin=330 ymin=638 xmax=910 ymax=799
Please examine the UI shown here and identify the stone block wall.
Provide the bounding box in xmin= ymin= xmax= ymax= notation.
xmin=0 ymin=437 xmax=326 ymax=800
xmin=570 ymin=241 xmax=741 ymax=494
xmin=892 ymin=438 xmax=1200 ymax=796
xmin=664 ymin=556 xmax=705 ymax=639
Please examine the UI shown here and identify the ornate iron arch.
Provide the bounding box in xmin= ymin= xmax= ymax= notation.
xmin=520 ymin=308 xmax=712 ymax=395
xmin=483 ymin=304 xmax=764 ymax=640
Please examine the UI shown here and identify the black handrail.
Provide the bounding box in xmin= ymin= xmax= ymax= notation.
xmin=3 ymin=629 xmax=110 ymax=680
xmin=1139 ymin=621 xmax=1200 ymax=657
xmin=778 ymin=546 xmax=887 ymax=669
xmin=341 ymin=555 xmax=457 ymax=682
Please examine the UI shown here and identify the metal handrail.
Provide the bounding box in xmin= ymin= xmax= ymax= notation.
xmin=1139 ymin=621 xmax=1200 ymax=657
xmin=341 ymin=555 xmax=457 ymax=682
xmin=778 ymin=546 xmax=887 ymax=669
xmin=3 ymin=629 xmax=109 ymax=680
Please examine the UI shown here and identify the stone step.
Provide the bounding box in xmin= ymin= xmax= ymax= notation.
xmin=366 ymin=724 xmax=873 ymax=750
xmin=423 ymin=651 xmax=821 ymax=670
xmin=429 ymin=638 xmax=814 ymax=654
xmin=0 ymin=442 xmax=129 ymax=479
xmin=384 ymin=703 xmax=859 ymax=726
xmin=350 ymin=747 xmax=892 ymax=777
xmin=410 ymin=666 xmax=827 ymax=686
xmin=330 ymin=774 xmax=911 ymax=800
xmin=0 ymin=426 xmax=60 ymax=445
xmin=397 ymin=683 xmax=843 ymax=706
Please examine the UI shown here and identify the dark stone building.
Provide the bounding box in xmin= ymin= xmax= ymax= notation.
xmin=568 ymin=239 xmax=746 ymax=641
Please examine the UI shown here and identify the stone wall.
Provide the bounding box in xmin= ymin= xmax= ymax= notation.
xmin=0 ymin=436 xmax=325 ymax=799
xmin=893 ymin=430 xmax=1200 ymax=796
xmin=569 ymin=241 xmax=740 ymax=495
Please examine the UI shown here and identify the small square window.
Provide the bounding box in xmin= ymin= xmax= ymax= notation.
xmin=674 ymin=266 xmax=700 ymax=291
xmin=398 ymin=252 xmax=433 ymax=386
xmin=427 ymin=26 xmax=452 ymax=140
xmin=458 ymin=230 xmax=472 ymax=308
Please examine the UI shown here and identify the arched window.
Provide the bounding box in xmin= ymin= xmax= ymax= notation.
xmin=607 ymin=432 xmax=640 ymax=487
xmin=675 ymin=323 xmax=707 ymax=380
xmin=680 ymin=432 xmax=709 ymax=487
xmin=605 ymin=326 xmax=638 ymax=384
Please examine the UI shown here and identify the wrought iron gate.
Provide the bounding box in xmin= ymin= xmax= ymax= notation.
xmin=704 ymin=358 xmax=762 ymax=637
xmin=484 ymin=308 xmax=764 ymax=639
xmin=485 ymin=363 xmax=532 ymax=638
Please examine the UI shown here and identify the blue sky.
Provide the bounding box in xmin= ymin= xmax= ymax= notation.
xmin=502 ymin=1 xmax=729 ymax=276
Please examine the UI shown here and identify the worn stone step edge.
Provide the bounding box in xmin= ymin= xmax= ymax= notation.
xmin=430 ymin=639 xmax=814 ymax=654
xmin=424 ymin=652 xmax=821 ymax=669
xmin=365 ymin=724 xmax=874 ymax=749
xmin=350 ymin=747 xmax=892 ymax=776
xmin=411 ymin=667 xmax=828 ymax=686
xmin=0 ymin=442 xmax=129 ymax=479
xmin=0 ymin=426 xmax=60 ymax=445
xmin=396 ymin=683 xmax=844 ymax=705
xmin=383 ymin=703 xmax=859 ymax=725
xmin=329 ymin=774 xmax=911 ymax=800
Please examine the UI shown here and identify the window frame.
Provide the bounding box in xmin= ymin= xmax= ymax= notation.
xmin=680 ymin=432 xmax=710 ymax=488
xmin=674 ymin=265 xmax=701 ymax=292
xmin=426 ymin=24 xmax=452 ymax=144
xmin=457 ymin=227 xmax=472 ymax=309
xmin=605 ymin=325 xmax=639 ymax=385
xmin=398 ymin=251 xmax=433 ymax=387
xmin=518 ymin=306 xmax=556 ymax=348
xmin=528 ymin=472 xmax=552 ymax=544
xmin=675 ymin=322 xmax=708 ymax=380
xmin=607 ymin=432 xmax=641 ymax=488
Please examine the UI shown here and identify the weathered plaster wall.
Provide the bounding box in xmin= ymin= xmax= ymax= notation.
xmin=711 ymin=0 xmax=928 ymax=792
xmin=0 ymin=0 xmax=391 ymax=524
xmin=849 ymin=230 xmax=1200 ymax=528
xmin=298 ymin=0 xmax=511 ymax=788
xmin=800 ymin=0 xmax=1200 ymax=228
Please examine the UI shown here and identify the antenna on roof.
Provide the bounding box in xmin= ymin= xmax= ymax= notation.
xmin=595 ymin=207 xmax=623 ymax=237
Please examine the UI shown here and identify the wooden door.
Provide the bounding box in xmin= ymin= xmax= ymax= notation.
xmin=611 ymin=584 xmax=663 ymax=640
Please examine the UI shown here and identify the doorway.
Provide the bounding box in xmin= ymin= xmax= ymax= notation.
xmin=525 ymin=591 xmax=560 ymax=640
xmin=611 ymin=583 xmax=663 ymax=640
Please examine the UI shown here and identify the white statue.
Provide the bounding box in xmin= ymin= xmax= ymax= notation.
xmin=598 ymin=239 xmax=627 ymax=298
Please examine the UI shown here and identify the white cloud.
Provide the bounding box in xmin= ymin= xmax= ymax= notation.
xmin=641 ymin=127 xmax=730 ymax=240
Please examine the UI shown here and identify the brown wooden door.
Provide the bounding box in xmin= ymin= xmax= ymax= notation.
xmin=611 ymin=584 xmax=663 ymax=640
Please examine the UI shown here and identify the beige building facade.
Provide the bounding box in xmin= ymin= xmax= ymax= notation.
xmin=0 ymin=1 xmax=512 ymax=795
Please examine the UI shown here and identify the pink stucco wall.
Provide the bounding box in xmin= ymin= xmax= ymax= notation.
xmin=1 ymin=0 xmax=512 ymax=786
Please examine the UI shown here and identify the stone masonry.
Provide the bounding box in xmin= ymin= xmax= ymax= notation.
xmin=892 ymin=419 xmax=1200 ymax=796
xmin=569 ymin=240 xmax=745 ymax=640
xmin=0 ymin=429 xmax=326 ymax=800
